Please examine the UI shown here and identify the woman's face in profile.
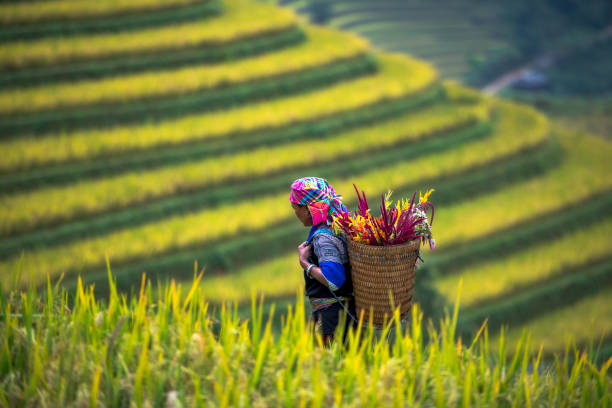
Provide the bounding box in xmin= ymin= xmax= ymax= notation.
xmin=291 ymin=202 xmax=313 ymax=227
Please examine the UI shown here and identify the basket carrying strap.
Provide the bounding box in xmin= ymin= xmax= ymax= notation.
xmin=308 ymin=228 xmax=348 ymax=250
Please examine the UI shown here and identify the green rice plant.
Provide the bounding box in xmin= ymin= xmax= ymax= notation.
xmin=443 ymin=80 xmax=483 ymax=104
xmin=431 ymin=129 xmax=612 ymax=249
xmin=489 ymin=286 xmax=612 ymax=356
xmin=201 ymin=253 xmax=305 ymax=304
xmin=425 ymin=188 xmax=612 ymax=276
xmin=199 ymin=251 xmax=306 ymax=304
xmin=1 ymin=26 xmax=306 ymax=89
xmin=0 ymin=26 xmax=369 ymax=116
xmin=0 ymin=102 xmax=485 ymax=236
xmin=1 ymin=54 xmax=377 ymax=136
xmin=0 ymin=0 xmax=210 ymax=25
xmin=0 ymin=84 xmax=445 ymax=194
xmin=0 ymin=54 xmax=436 ymax=172
xmin=0 ymin=0 xmax=298 ymax=70
xmin=457 ymin=258 xmax=612 ymax=337
xmin=0 ymin=1 xmax=223 ymax=43
xmin=0 ymin=100 xmax=551 ymax=288
xmin=0 ymin=121 xmax=490 ymax=264
xmin=281 ymin=0 xmax=550 ymax=85
xmin=316 ymin=101 xmax=549 ymax=211
xmin=201 ymin=194 xmax=609 ymax=307
xmin=413 ymin=135 xmax=564 ymax=207
xmin=196 ymin=119 xmax=612 ymax=306
xmin=122 ymin=135 xmax=553 ymax=288
xmin=435 ymin=217 xmax=612 ymax=308
xmin=0 ymin=266 xmax=609 ymax=406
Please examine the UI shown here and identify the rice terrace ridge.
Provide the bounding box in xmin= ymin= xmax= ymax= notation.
xmin=0 ymin=0 xmax=610 ymax=405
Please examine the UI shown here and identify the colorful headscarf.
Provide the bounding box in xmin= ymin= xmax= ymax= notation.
xmin=289 ymin=177 xmax=347 ymax=226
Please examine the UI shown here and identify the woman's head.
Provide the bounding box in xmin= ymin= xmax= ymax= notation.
xmin=291 ymin=202 xmax=313 ymax=227
xmin=289 ymin=177 xmax=347 ymax=226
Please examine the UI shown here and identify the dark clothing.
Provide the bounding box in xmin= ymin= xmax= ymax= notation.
xmin=302 ymin=224 xmax=354 ymax=298
xmin=302 ymin=258 xmax=353 ymax=298
xmin=303 ymin=224 xmax=357 ymax=337
xmin=313 ymin=297 xmax=357 ymax=337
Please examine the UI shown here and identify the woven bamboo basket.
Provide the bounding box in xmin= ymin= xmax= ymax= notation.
xmin=347 ymin=238 xmax=420 ymax=328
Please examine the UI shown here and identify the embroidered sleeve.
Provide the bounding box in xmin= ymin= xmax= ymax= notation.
xmin=313 ymin=233 xmax=348 ymax=290
xmin=313 ymin=233 xmax=348 ymax=264
xmin=319 ymin=261 xmax=345 ymax=290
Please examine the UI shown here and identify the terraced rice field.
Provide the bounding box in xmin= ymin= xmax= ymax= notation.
xmin=490 ymin=286 xmax=612 ymax=358
xmin=0 ymin=26 xmax=369 ymax=116
xmin=0 ymin=0 xmax=212 ymax=25
xmin=0 ymin=0 xmax=297 ymax=71
xmin=0 ymin=0 xmax=610 ymax=362
xmin=436 ymin=217 xmax=612 ymax=308
xmin=275 ymin=0 xmax=516 ymax=82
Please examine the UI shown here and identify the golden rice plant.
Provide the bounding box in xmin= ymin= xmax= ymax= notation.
xmin=1 ymin=267 xmax=608 ymax=406
xmin=200 ymin=251 xmax=304 ymax=303
xmin=198 ymin=120 xmax=612 ymax=306
xmin=443 ymin=80 xmax=484 ymax=103
xmin=432 ymin=129 xmax=612 ymax=248
xmin=326 ymin=100 xmax=549 ymax=210
xmin=0 ymin=103 xmax=483 ymax=236
xmin=0 ymin=100 xmax=565 ymax=288
xmin=204 ymin=126 xmax=612 ymax=306
xmin=0 ymin=0 xmax=298 ymax=70
xmin=435 ymin=216 xmax=612 ymax=307
xmin=0 ymin=54 xmax=436 ymax=172
xmin=0 ymin=0 xmax=207 ymax=25
xmin=491 ymin=286 xmax=612 ymax=354
xmin=0 ymin=27 xmax=369 ymax=115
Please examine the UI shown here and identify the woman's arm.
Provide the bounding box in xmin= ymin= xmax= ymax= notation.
xmin=298 ymin=257 xmax=330 ymax=287
xmin=298 ymin=236 xmax=346 ymax=290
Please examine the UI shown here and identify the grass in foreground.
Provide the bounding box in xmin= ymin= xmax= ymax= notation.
xmin=0 ymin=267 xmax=609 ymax=406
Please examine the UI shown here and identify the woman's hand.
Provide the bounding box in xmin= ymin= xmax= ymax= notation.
xmin=298 ymin=241 xmax=313 ymax=263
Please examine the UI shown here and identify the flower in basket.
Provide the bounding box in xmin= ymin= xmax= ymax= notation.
xmin=332 ymin=184 xmax=436 ymax=249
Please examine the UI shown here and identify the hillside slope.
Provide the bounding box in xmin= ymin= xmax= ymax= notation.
xmin=0 ymin=0 xmax=610 ymax=360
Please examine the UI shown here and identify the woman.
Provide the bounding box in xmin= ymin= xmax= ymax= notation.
xmin=289 ymin=177 xmax=357 ymax=344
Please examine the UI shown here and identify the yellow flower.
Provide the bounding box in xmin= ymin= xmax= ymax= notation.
xmin=384 ymin=189 xmax=393 ymax=209
xmin=419 ymin=188 xmax=435 ymax=204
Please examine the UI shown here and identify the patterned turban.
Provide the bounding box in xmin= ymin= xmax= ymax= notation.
xmin=289 ymin=177 xmax=347 ymax=226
